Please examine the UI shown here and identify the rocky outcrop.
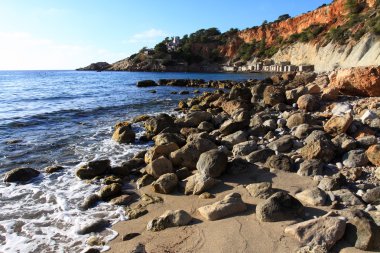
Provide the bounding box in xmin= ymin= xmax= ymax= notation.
xmin=76 ymin=62 xmax=111 ymax=71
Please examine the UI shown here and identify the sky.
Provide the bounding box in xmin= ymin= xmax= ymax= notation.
xmin=0 ymin=0 xmax=332 ymax=70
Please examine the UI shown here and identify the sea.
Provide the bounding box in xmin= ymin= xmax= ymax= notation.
xmin=0 ymin=70 xmax=272 ymax=253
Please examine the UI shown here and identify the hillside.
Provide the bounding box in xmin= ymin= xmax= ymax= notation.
xmin=78 ymin=0 xmax=380 ymax=72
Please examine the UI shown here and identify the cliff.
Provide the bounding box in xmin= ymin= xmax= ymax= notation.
xmin=78 ymin=0 xmax=380 ymax=72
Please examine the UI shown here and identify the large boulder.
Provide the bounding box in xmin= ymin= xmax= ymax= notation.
xmin=76 ymin=160 xmax=111 ymax=180
xmin=147 ymin=210 xmax=192 ymax=231
xmin=256 ymin=192 xmax=304 ymax=222
xmin=366 ymin=144 xmax=380 ymax=166
xmin=145 ymin=156 xmax=173 ymax=178
xmin=136 ymin=80 xmax=158 ymax=87
xmin=170 ymin=138 xmax=217 ymax=169
xmin=263 ymin=86 xmax=285 ymax=106
xmin=328 ymin=66 xmax=380 ymax=97
xmin=184 ymin=173 xmax=220 ymax=195
xmin=112 ymin=122 xmax=135 ymax=144
xmin=152 ymin=173 xmax=178 ymax=194
xmin=3 ymin=167 xmax=40 ymax=183
xmin=180 ymin=111 xmax=212 ymax=127
xmin=196 ymin=149 xmax=228 ymax=178
xmin=144 ymin=114 xmax=174 ymax=135
xmin=285 ymin=216 xmax=346 ymax=250
xmin=197 ymin=193 xmax=247 ymax=221
xmin=323 ymin=113 xmax=353 ymax=136
xmin=144 ymin=142 xmax=179 ymax=164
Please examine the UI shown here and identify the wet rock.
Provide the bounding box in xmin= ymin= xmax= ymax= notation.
xmin=246 ymin=149 xmax=275 ymax=164
xmin=267 ymin=135 xmax=294 ymax=153
xmin=299 ymin=139 xmax=336 ymax=163
xmin=152 ymin=173 xmax=178 ymax=194
xmin=297 ymin=159 xmax=323 ymax=177
xmin=232 ymin=140 xmax=257 ymax=157
xmin=284 ymin=216 xmax=346 ymax=250
xmin=86 ymin=236 xmax=103 ymax=246
xmin=147 ymin=210 xmax=192 ymax=231
xmin=136 ymin=80 xmax=157 ymax=87
xmin=198 ymin=193 xmax=247 ymax=221
xmin=77 ymin=219 xmax=110 ymax=235
xmin=246 ymin=182 xmax=274 ymax=199
xmin=342 ymin=149 xmax=368 ymax=168
xmin=362 ymin=187 xmax=380 ymax=205
xmin=145 ymin=156 xmax=173 ymax=178
xmin=144 ymin=114 xmax=174 ymax=135
xmin=184 ymin=173 xmax=220 ymax=195
xmin=80 ymin=194 xmax=101 ymax=210
xmin=144 ymin=143 xmax=179 ymax=164
xmin=297 ymin=94 xmax=319 ymax=112
xmin=295 ymin=188 xmax=327 ymax=206
xmin=109 ymin=194 xmax=133 ymax=205
xmin=256 ymin=192 xmax=304 ymax=222
xmin=366 ymin=144 xmax=380 ymax=166
xmin=112 ymin=158 xmax=145 ymax=176
xmin=265 ymin=154 xmax=293 ymax=172
xmin=196 ymin=149 xmax=228 ymax=178
xmin=112 ymin=122 xmax=135 ymax=144
xmin=263 ymin=86 xmax=285 ymax=106
xmin=97 ymin=183 xmax=122 ymax=200
xmin=323 ymin=113 xmax=353 ymax=136
xmin=4 ymin=168 xmax=40 ymax=183
xmin=45 ymin=165 xmax=64 ymax=174
xmin=170 ymin=137 xmax=217 ymax=169
xmin=76 ymin=160 xmax=111 ymax=180
xmin=136 ymin=174 xmax=155 ymax=189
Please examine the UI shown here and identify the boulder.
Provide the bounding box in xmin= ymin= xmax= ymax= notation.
xmin=323 ymin=113 xmax=353 ymax=136
xmin=328 ymin=66 xmax=380 ymax=97
xmin=286 ymin=112 xmax=307 ymax=129
xmin=342 ymin=149 xmax=368 ymax=168
xmin=136 ymin=80 xmax=158 ymax=87
xmin=136 ymin=174 xmax=155 ymax=189
xmin=97 ymin=183 xmax=122 ymax=200
xmin=263 ymin=86 xmax=285 ymax=106
xmin=76 ymin=160 xmax=111 ymax=180
xmin=256 ymin=192 xmax=304 ymax=222
xmin=219 ymin=119 xmax=249 ymax=135
xmin=4 ymin=168 xmax=40 ymax=182
xmin=144 ymin=142 xmax=179 ymax=164
xmin=232 ymin=140 xmax=258 ymax=157
xmin=284 ymin=216 xmax=346 ymax=250
xmin=295 ymin=188 xmax=327 ymax=206
xmin=144 ymin=114 xmax=174 ymax=135
xmin=299 ymin=139 xmax=336 ymax=163
xmin=246 ymin=149 xmax=275 ymax=164
xmin=297 ymin=94 xmax=319 ymax=112
xmin=297 ymin=159 xmax=323 ymax=177
xmin=198 ymin=121 xmax=214 ymax=132
xmin=229 ymin=86 xmax=252 ymax=101
xmin=265 ymin=154 xmax=293 ymax=172
xmin=184 ymin=173 xmax=220 ymax=195
xmin=145 ymin=156 xmax=173 ymax=178
xmin=221 ymin=99 xmax=249 ymax=115
xmin=152 ymin=173 xmax=178 ymax=194
xmin=226 ymin=157 xmax=258 ymax=175
xmin=77 ymin=219 xmax=110 ymax=235
xmin=332 ymin=189 xmax=364 ymax=206
xmin=153 ymin=133 xmax=186 ymax=147
xmin=147 ymin=210 xmax=192 ymax=231
xmin=196 ymin=149 xmax=228 ymax=178
xmin=246 ymin=182 xmax=274 ymax=199
xmin=181 ymin=111 xmax=212 ymax=127
xmin=112 ymin=123 xmax=135 ymax=144
xmin=170 ymin=138 xmax=217 ymax=169
xmin=362 ymin=186 xmax=380 ymax=204
xmin=198 ymin=193 xmax=247 ymax=221
xmin=366 ymin=144 xmax=380 ymax=166
xmin=267 ymin=135 xmax=294 ymax=153
xmin=318 ymin=177 xmax=343 ymax=191
xmin=80 ymin=194 xmax=101 ymax=210
xmin=221 ymin=130 xmax=248 ymax=148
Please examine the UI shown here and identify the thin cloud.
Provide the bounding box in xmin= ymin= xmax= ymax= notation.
xmin=124 ymin=28 xmax=168 ymax=44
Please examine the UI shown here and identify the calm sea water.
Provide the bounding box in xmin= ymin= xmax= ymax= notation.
xmin=0 ymin=70 xmax=271 ymax=253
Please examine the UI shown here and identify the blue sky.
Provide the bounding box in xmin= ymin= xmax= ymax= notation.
xmin=0 ymin=0 xmax=332 ymax=70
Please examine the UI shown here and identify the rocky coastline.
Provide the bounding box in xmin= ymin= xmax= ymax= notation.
xmin=4 ymin=65 xmax=380 ymax=252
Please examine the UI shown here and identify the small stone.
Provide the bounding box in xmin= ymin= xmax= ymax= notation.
xmin=198 ymin=193 xmax=247 ymax=221
xmin=122 ymin=233 xmax=140 ymax=241
xmin=126 ymin=207 xmax=148 ymax=220
xmin=109 ymin=194 xmax=133 ymax=205
xmin=267 ymin=135 xmax=294 ymax=153
xmin=44 ymin=165 xmax=64 ymax=174
xmin=332 ymin=189 xmax=364 ymax=206
xmin=362 ymin=187 xmax=380 ymax=205
xmin=147 ymin=210 xmax=192 ymax=231
xmin=295 ymin=188 xmax=327 ymax=206
xmin=246 ymin=182 xmax=274 ymax=199
xmin=86 ymin=236 xmax=103 ymax=246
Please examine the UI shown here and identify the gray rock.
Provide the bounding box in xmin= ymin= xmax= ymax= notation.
xmin=267 ymin=135 xmax=294 ymax=153
xmin=221 ymin=130 xmax=248 ymax=148
xmin=152 ymin=173 xmax=178 ymax=194
xmin=196 ymin=149 xmax=228 ymax=178
xmin=332 ymin=189 xmax=364 ymax=206
xmin=227 ymin=157 xmax=258 ymax=175
xmin=318 ymin=178 xmax=342 ymax=191
xmin=80 ymin=194 xmax=101 ymax=210
xmin=285 ymin=216 xmax=346 ymax=250
xmin=256 ymin=192 xmax=304 ymax=222
xmin=246 ymin=149 xmax=275 ymax=164
xmin=198 ymin=193 xmax=247 ymax=221
xmin=246 ymin=182 xmax=274 ymax=199
xmin=295 ymin=188 xmax=327 ymax=206
xmin=145 ymin=156 xmax=173 ymax=178
xmin=297 ymin=159 xmax=323 ymax=177
xmin=4 ymin=167 xmax=40 ymax=183
xmin=265 ymin=154 xmax=293 ymax=172
xmin=147 ymin=210 xmax=192 ymax=231
xmin=342 ymin=149 xmax=369 ymax=168
xmin=362 ymin=187 xmax=380 ymax=205
xmin=77 ymin=219 xmax=110 ymax=235
xmin=232 ymin=140 xmax=257 ymax=157
xmin=184 ymin=173 xmax=220 ymax=195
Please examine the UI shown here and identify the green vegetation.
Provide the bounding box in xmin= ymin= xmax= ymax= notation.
xmin=288 ymin=24 xmax=326 ymax=43
xmin=236 ymin=42 xmax=257 ymax=61
xmin=345 ymin=0 xmax=364 ymax=14
xmin=275 ymin=14 xmax=291 ymax=22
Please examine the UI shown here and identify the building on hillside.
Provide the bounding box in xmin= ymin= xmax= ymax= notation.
xmin=299 ymin=65 xmax=315 ymax=72
xmin=166 ymin=36 xmax=181 ymax=52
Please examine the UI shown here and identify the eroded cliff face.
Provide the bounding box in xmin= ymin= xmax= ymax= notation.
xmin=272 ymin=34 xmax=380 ymax=72
xmin=237 ymin=0 xmax=350 ymax=45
